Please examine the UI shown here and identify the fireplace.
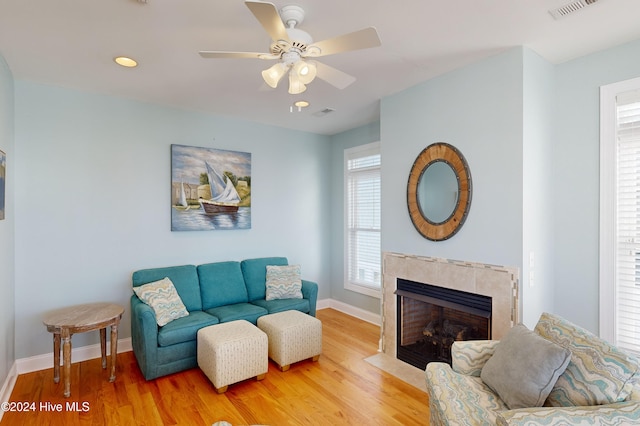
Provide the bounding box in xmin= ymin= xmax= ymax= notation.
xmin=381 ymin=253 xmax=520 ymax=368
xmin=396 ymin=278 xmax=491 ymax=369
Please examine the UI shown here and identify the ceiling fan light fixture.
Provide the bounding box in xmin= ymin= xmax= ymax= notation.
xmin=293 ymin=60 xmax=317 ymax=85
xmin=198 ymin=2 xmax=382 ymax=95
xmin=288 ymin=73 xmax=307 ymax=95
xmin=262 ymin=62 xmax=288 ymax=88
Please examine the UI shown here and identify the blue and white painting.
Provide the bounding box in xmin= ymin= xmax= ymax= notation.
xmin=171 ymin=144 xmax=251 ymax=231
xmin=0 ymin=150 xmax=5 ymax=220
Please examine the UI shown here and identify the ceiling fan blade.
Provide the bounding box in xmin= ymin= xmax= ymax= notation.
xmin=199 ymin=51 xmax=278 ymax=60
xmin=245 ymin=1 xmax=290 ymax=43
xmin=306 ymin=27 xmax=381 ymax=57
xmin=315 ymin=62 xmax=356 ymax=90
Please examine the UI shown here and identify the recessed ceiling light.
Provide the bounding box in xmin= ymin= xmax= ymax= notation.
xmin=114 ymin=56 xmax=138 ymax=68
xmin=290 ymin=100 xmax=310 ymax=112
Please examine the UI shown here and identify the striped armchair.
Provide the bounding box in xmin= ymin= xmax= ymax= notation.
xmin=425 ymin=312 xmax=640 ymax=425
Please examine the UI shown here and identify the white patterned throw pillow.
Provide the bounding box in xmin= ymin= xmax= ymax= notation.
xmin=133 ymin=277 xmax=189 ymax=326
xmin=265 ymin=264 xmax=303 ymax=301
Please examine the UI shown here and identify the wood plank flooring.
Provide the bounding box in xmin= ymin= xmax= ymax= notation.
xmin=1 ymin=309 xmax=431 ymax=425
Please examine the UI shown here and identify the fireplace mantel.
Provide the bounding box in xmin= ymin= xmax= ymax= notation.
xmin=381 ymin=252 xmax=520 ymax=358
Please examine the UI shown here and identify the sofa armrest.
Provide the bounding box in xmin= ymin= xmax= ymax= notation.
xmin=130 ymin=295 xmax=160 ymax=380
xmin=451 ymin=340 xmax=500 ymax=376
xmin=301 ymin=279 xmax=318 ymax=317
xmin=497 ymin=401 xmax=640 ymax=425
xmin=426 ymin=361 xmax=508 ymax=425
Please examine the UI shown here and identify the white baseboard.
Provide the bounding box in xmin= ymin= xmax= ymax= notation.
xmin=0 ymin=362 xmax=17 ymax=422
xmin=317 ymin=298 xmax=381 ymax=326
xmin=15 ymin=338 xmax=133 ymax=375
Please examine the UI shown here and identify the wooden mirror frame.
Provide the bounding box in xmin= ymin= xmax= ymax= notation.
xmin=407 ymin=142 xmax=472 ymax=241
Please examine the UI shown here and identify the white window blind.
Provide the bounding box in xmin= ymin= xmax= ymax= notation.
xmin=616 ymin=90 xmax=640 ymax=355
xmin=345 ymin=142 xmax=381 ymax=296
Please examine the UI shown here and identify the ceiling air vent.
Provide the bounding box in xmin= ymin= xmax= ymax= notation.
xmin=549 ymin=0 xmax=599 ymax=20
xmin=313 ymin=108 xmax=335 ymax=117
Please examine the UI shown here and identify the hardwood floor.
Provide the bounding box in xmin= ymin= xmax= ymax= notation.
xmin=1 ymin=309 xmax=431 ymax=425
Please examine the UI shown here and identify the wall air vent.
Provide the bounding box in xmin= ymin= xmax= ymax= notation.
xmin=549 ymin=0 xmax=599 ymax=20
xmin=312 ymin=108 xmax=335 ymax=117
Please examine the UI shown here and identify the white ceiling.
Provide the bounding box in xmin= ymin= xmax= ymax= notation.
xmin=1 ymin=0 xmax=639 ymax=136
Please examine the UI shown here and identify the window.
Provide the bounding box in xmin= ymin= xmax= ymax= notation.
xmin=344 ymin=142 xmax=381 ymax=298
xmin=600 ymin=77 xmax=640 ymax=356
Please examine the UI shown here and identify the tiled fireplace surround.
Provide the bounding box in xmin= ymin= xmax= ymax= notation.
xmin=381 ymin=252 xmax=520 ymax=359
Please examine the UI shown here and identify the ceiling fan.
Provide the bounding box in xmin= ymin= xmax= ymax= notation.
xmin=199 ymin=1 xmax=381 ymax=95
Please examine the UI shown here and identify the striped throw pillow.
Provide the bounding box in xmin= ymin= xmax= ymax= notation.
xmin=265 ymin=265 xmax=303 ymax=301
xmin=133 ymin=277 xmax=189 ymax=326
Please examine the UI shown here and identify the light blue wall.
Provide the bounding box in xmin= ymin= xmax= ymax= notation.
xmin=522 ymin=48 xmax=556 ymax=326
xmin=553 ymin=38 xmax=640 ymax=332
xmin=330 ymin=41 xmax=640 ymax=331
xmin=329 ymin=122 xmax=381 ymax=313
xmin=381 ymin=48 xmax=524 ymax=268
xmin=0 ymin=55 xmax=15 ymax=387
xmin=330 ymin=49 xmax=534 ymax=321
xmin=9 ymin=36 xmax=640 ymax=360
xmin=13 ymin=82 xmax=331 ymax=358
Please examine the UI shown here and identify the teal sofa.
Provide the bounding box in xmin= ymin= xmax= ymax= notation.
xmin=130 ymin=257 xmax=318 ymax=380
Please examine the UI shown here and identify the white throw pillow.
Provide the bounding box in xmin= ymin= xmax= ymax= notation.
xmin=265 ymin=264 xmax=303 ymax=301
xmin=133 ymin=277 xmax=189 ymax=326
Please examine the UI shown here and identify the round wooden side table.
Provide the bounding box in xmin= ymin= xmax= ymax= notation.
xmin=43 ymin=302 xmax=124 ymax=398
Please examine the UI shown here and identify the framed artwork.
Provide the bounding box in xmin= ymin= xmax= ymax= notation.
xmin=171 ymin=144 xmax=251 ymax=231
xmin=0 ymin=150 xmax=5 ymax=220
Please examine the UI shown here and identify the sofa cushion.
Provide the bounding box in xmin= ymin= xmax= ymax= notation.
xmin=250 ymin=298 xmax=309 ymax=315
xmin=481 ymin=324 xmax=571 ymax=409
xmin=157 ymin=311 xmax=219 ymax=347
xmin=265 ymin=264 xmax=303 ymax=300
xmin=197 ymin=261 xmax=248 ymax=310
xmin=534 ymin=312 xmax=640 ymax=407
xmin=241 ymin=257 xmax=288 ymax=302
xmin=133 ymin=265 xmax=203 ymax=312
xmin=206 ymin=303 xmax=268 ymax=325
xmin=133 ymin=277 xmax=190 ymax=327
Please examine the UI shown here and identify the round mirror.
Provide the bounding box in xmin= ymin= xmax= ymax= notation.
xmin=407 ymin=143 xmax=472 ymax=241
xmin=418 ymin=161 xmax=459 ymax=224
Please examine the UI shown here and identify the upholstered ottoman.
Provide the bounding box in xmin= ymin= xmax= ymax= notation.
xmin=197 ymin=320 xmax=268 ymax=393
xmin=257 ymin=310 xmax=322 ymax=371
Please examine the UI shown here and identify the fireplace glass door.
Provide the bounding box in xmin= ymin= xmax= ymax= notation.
xmin=396 ymin=278 xmax=491 ymax=369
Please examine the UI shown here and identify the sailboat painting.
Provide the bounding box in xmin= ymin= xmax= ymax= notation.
xmin=199 ymin=161 xmax=241 ymax=213
xmin=171 ymin=144 xmax=251 ymax=231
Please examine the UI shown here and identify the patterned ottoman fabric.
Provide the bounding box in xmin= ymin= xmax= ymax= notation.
xmin=197 ymin=320 xmax=268 ymax=393
xmin=257 ymin=310 xmax=322 ymax=371
xmin=426 ymin=361 xmax=509 ymax=425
